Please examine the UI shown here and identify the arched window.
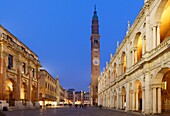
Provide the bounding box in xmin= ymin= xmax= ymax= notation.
xmin=134 ymin=32 xmax=142 ymax=63
xmin=113 ymin=63 xmax=117 ymax=79
xmin=121 ymin=52 xmax=127 ymax=74
xmin=160 ymin=0 xmax=170 ymax=42
xmin=108 ymin=71 xmax=110 ymax=85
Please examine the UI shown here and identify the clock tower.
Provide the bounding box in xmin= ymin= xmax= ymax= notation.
xmin=90 ymin=5 xmax=100 ymax=106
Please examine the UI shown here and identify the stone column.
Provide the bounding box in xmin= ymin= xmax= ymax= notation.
xmin=132 ymin=92 xmax=135 ymax=111
xmin=157 ymin=23 xmax=160 ymax=46
xmin=0 ymin=56 xmax=6 ymax=100
xmin=110 ymin=91 xmax=113 ymax=108
xmin=117 ymin=93 xmax=119 ymax=109
xmin=145 ymin=73 xmax=150 ymax=114
xmin=122 ymin=95 xmax=125 ymax=109
xmin=129 ymin=92 xmax=132 ymax=110
xmin=136 ymin=92 xmax=139 ymax=111
xmin=35 ymin=68 xmax=40 ymax=108
xmin=152 ymin=87 xmax=157 ymax=114
xmin=132 ymin=50 xmax=134 ymax=65
xmin=27 ymin=66 xmax=33 ymax=108
xmin=134 ymin=49 xmax=137 ymax=63
xmin=16 ymin=62 xmax=22 ymax=99
xmin=142 ymin=89 xmax=145 ymax=112
xmin=102 ymin=95 xmax=104 ymax=106
xmin=158 ymin=87 xmax=161 ymax=114
xmin=120 ymin=95 xmax=122 ymax=109
xmin=98 ymin=95 xmax=100 ymax=105
xmin=15 ymin=62 xmax=23 ymax=108
xmin=142 ymin=38 xmax=145 ymax=55
xmin=153 ymin=26 xmax=156 ymax=49
xmin=113 ymin=96 xmax=115 ymax=108
xmin=126 ymin=82 xmax=130 ymax=111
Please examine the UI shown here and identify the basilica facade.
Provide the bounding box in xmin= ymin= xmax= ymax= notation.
xmin=98 ymin=0 xmax=170 ymax=114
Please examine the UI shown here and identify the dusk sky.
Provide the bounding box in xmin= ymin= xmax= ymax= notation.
xmin=0 ymin=0 xmax=144 ymax=91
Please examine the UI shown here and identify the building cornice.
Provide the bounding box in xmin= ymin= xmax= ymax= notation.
xmin=0 ymin=25 xmax=38 ymax=59
xmin=0 ymin=33 xmax=41 ymax=66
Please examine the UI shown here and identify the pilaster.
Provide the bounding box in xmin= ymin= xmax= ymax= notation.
xmin=116 ymin=92 xmax=119 ymax=109
xmin=153 ymin=26 xmax=157 ymax=49
xmin=157 ymin=87 xmax=161 ymax=114
xmin=132 ymin=91 xmax=135 ymax=111
xmin=27 ymin=65 xmax=32 ymax=101
xmin=152 ymin=87 xmax=157 ymax=114
xmin=0 ymin=54 xmax=7 ymax=100
xmin=136 ymin=91 xmax=139 ymax=111
xmin=142 ymin=88 xmax=145 ymax=112
xmin=156 ymin=22 xmax=160 ymax=46
xmin=126 ymin=82 xmax=130 ymax=111
xmin=15 ymin=61 xmax=22 ymax=101
xmin=120 ymin=94 xmax=122 ymax=109
xmin=144 ymin=73 xmax=150 ymax=114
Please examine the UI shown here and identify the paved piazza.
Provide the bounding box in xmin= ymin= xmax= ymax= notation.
xmin=0 ymin=107 xmax=170 ymax=116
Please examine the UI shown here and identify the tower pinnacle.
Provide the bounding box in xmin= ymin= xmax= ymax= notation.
xmin=93 ymin=4 xmax=98 ymax=19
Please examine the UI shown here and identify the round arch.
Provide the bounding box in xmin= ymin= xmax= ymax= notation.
xmin=133 ymin=32 xmax=142 ymax=62
xmin=154 ymin=0 xmax=168 ymax=24
xmin=133 ymin=80 xmax=143 ymax=111
xmin=152 ymin=67 xmax=170 ymax=112
xmin=121 ymin=86 xmax=126 ymax=109
xmin=152 ymin=67 xmax=169 ymax=85
xmin=21 ymin=83 xmax=28 ymax=106
xmin=154 ymin=0 xmax=170 ymax=42
xmin=5 ymin=78 xmax=16 ymax=106
xmin=121 ymin=52 xmax=127 ymax=74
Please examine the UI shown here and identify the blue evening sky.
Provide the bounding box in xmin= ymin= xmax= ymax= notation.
xmin=0 ymin=0 xmax=144 ymax=91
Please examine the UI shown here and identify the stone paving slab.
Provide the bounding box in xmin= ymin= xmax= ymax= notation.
xmin=2 ymin=107 xmax=170 ymax=116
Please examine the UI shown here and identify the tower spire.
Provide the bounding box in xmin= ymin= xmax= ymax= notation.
xmin=93 ymin=4 xmax=98 ymax=19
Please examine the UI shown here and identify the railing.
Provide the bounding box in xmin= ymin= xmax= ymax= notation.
xmin=150 ymin=37 xmax=170 ymax=57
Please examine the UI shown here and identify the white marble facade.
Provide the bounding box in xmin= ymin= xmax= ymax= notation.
xmin=98 ymin=0 xmax=170 ymax=114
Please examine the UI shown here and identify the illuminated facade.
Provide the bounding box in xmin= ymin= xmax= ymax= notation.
xmin=98 ymin=0 xmax=170 ymax=114
xmin=39 ymin=69 xmax=59 ymax=106
xmin=59 ymin=84 xmax=65 ymax=105
xmin=0 ymin=25 xmax=41 ymax=109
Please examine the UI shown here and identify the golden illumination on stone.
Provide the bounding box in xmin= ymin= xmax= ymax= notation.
xmin=123 ymin=55 xmax=126 ymax=73
xmin=21 ymin=83 xmax=27 ymax=99
xmin=160 ymin=0 xmax=170 ymax=42
xmin=137 ymin=34 xmax=142 ymax=61
xmin=5 ymin=79 xmax=14 ymax=103
xmin=114 ymin=63 xmax=117 ymax=79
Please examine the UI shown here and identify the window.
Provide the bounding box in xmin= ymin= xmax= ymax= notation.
xmin=8 ymin=54 xmax=13 ymax=69
xmin=32 ymin=68 xmax=35 ymax=77
xmin=94 ymin=39 xmax=98 ymax=45
xmin=45 ymin=82 xmax=47 ymax=88
xmin=22 ymin=63 xmax=26 ymax=74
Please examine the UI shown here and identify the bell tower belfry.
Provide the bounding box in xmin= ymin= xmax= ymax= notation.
xmin=90 ymin=5 xmax=100 ymax=106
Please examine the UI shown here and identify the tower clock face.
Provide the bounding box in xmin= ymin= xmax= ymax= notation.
xmin=93 ymin=58 xmax=100 ymax=66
